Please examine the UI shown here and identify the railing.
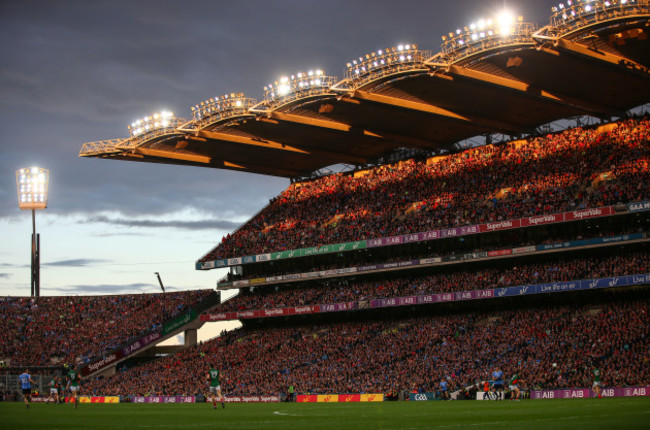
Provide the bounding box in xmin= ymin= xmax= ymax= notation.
xmin=547 ymin=0 xmax=650 ymax=37
xmin=338 ymin=44 xmax=431 ymax=90
xmin=79 ymin=139 xmax=125 ymax=156
xmin=181 ymin=93 xmax=257 ymax=130
xmin=430 ymin=21 xmax=538 ymax=66
xmin=250 ymin=71 xmax=338 ymax=113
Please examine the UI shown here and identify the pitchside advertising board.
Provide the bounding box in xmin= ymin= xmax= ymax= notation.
xmin=409 ymin=393 xmax=439 ymax=401
xmin=31 ymin=396 xmax=119 ymax=403
xmin=531 ymin=387 xmax=650 ymax=399
xmin=475 ymin=387 xmax=650 ymax=400
xmin=297 ymin=394 xmax=384 ymax=402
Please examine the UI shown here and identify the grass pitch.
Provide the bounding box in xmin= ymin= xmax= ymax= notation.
xmin=1 ymin=397 xmax=649 ymax=430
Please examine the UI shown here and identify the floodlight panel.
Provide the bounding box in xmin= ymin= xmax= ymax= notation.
xmin=16 ymin=167 xmax=49 ymax=210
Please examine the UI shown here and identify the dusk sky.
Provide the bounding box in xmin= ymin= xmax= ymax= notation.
xmin=0 ymin=0 xmax=557 ymax=300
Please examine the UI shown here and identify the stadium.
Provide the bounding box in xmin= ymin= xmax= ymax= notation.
xmin=2 ymin=0 xmax=650 ymax=428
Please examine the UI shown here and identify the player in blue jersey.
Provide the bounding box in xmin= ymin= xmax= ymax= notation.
xmin=440 ymin=379 xmax=450 ymax=400
xmin=492 ymin=368 xmax=504 ymax=400
xmin=19 ymin=369 xmax=36 ymax=408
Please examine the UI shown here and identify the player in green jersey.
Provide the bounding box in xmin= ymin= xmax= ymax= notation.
xmin=47 ymin=375 xmax=61 ymax=404
xmin=66 ymin=368 xmax=81 ymax=409
xmin=207 ymin=364 xmax=225 ymax=409
xmin=592 ymin=367 xmax=603 ymax=398
xmin=508 ymin=372 xmax=523 ymax=401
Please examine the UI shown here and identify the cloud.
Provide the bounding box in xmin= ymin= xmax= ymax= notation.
xmin=0 ymin=273 xmax=11 ymax=279
xmin=84 ymin=215 xmax=240 ymax=231
xmin=46 ymin=282 xmax=155 ymax=295
xmin=42 ymin=259 xmax=111 ymax=267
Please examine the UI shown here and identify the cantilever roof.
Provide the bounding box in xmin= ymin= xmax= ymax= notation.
xmin=80 ymin=6 xmax=650 ymax=178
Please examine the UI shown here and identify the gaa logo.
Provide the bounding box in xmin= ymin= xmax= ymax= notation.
xmin=414 ymin=394 xmax=428 ymax=401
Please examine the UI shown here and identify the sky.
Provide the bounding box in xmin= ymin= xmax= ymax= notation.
xmin=0 ymin=0 xmax=558 ymax=306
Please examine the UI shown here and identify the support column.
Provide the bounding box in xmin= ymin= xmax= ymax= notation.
xmin=184 ymin=329 xmax=197 ymax=347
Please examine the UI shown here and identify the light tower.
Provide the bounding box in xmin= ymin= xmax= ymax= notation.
xmin=16 ymin=167 xmax=49 ymax=297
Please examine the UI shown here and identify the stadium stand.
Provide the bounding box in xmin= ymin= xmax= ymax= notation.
xmin=218 ymin=249 xmax=649 ymax=313
xmin=83 ymin=293 xmax=649 ymax=397
xmin=200 ymin=116 xmax=650 ymax=263
xmin=0 ymin=289 xmax=214 ymax=367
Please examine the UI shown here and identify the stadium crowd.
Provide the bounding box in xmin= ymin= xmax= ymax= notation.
xmin=202 ymin=117 xmax=650 ymax=262
xmin=83 ymin=297 xmax=649 ymax=397
xmin=0 ymin=290 xmax=214 ymax=367
xmin=217 ymin=250 xmax=649 ymax=312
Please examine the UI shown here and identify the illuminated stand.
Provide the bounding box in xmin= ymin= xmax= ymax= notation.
xmin=16 ymin=167 xmax=49 ymax=297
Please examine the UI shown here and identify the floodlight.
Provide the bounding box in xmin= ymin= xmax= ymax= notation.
xmin=16 ymin=166 xmax=49 ymax=297
xmin=128 ymin=111 xmax=176 ymax=137
xmin=16 ymin=167 xmax=49 ymax=210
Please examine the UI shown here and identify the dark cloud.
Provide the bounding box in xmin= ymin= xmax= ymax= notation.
xmin=45 ymin=282 xmax=155 ymax=295
xmin=44 ymin=282 xmax=210 ymax=296
xmin=42 ymin=258 xmax=111 ymax=267
xmin=84 ymin=215 xmax=240 ymax=231
xmin=0 ymin=273 xmax=10 ymax=279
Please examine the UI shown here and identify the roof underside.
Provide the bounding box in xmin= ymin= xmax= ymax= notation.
xmin=81 ymin=16 xmax=650 ymax=178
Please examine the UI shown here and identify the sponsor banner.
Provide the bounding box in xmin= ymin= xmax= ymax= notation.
xmin=440 ymin=224 xmax=480 ymax=238
xmin=361 ymin=394 xmax=384 ymax=402
xmin=297 ymin=395 xmax=318 ymax=403
xmin=494 ymin=285 xmax=535 ymax=298
xmin=233 ymin=280 xmax=250 ymax=287
xmin=162 ymin=309 xmax=197 ymax=336
xmin=521 ymin=213 xmax=563 ymax=227
xmin=236 ymin=310 xmax=259 ymax=319
xmin=463 ymin=251 xmax=488 ymax=260
xmin=321 ymin=302 xmax=358 ymax=313
xmin=600 ymin=233 xmax=645 ymax=243
xmin=256 ymin=253 xmax=272 ymax=263
xmin=371 ymin=296 xmax=418 ymax=308
xmin=317 ymin=395 xmax=339 ymax=403
xmin=537 ymin=281 xmax=582 ymax=294
xmin=564 ymin=206 xmax=613 ymax=221
xmin=224 ymin=396 xmax=280 ymax=403
xmin=410 ymin=393 xmax=437 ymax=401
xmin=298 ymin=393 xmax=383 ymax=403
xmin=340 ymin=394 xmax=361 ymax=402
xmin=288 ymin=305 xmax=320 ymax=315
xmin=130 ymin=396 xmax=195 ymax=403
xmin=627 ymin=201 xmax=650 ymax=213
xmin=198 ymin=261 xmax=214 ymax=270
xmin=531 ymin=387 xmax=649 ymax=399
xmin=420 ymin=257 xmax=442 ymax=265
xmin=480 ymin=219 xmax=521 ymax=233
xmin=358 ymin=264 xmax=382 ymax=272
xmin=488 ymin=249 xmax=512 ymax=257
xmin=476 ymin=392 xmax=501 ymax=401
xmin=122 ymin=331 xmax=162 ymax=356
xmin=580 ymin=277 xmax=625 ymax=290
xmin=249 ymin=277 xmax=266 ymax=285
xmin=227 ymin=257 xmax=242 ymax=266
xmin=201 ymin=312 xmax=237 ymax=322
xmin=438 ymin=292 xmax=455 ymax=302
xmin=75 ymin=396 xmax=119 ymax=403
xmin=81 ymin=350 xmax=125 ymax=376
xmin=629 ymin=273 xmax=650 ymax=285
xmin=417 ymin=294 xmax=438 ymax=304
xmin=262 ymin=308 xmax=286 ymax=318
xmin=242 ymin=255 xmax=256 ymax=264
xmin=512 ymin=245 xmax=536 ymax=254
